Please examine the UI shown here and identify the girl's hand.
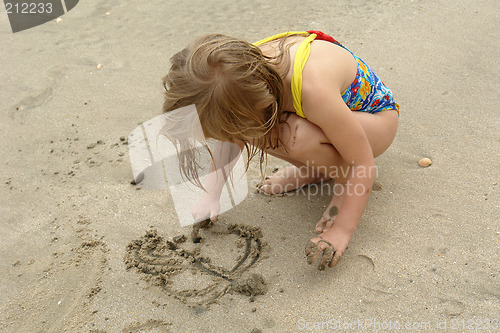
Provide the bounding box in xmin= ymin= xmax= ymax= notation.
xmin=305 ymin=222 xmax=353 ymax=270
xmin=192 ymin=193 xmax=220 ymax=223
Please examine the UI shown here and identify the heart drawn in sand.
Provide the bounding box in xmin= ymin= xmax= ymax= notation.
xmin=125 ymin=223 xmax=267 ymax=307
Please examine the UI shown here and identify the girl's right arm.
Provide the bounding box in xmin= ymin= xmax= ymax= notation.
xmin=191 ymin=140 xmax=244 ymax=223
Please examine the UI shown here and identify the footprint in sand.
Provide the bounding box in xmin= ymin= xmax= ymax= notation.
xmin=124 ymin=223 xmax=267 ymax=307
xmin=10 ymin=66 xmax=67 ymax=116
xmin=438 ymin=298 xmax=465 ymax=317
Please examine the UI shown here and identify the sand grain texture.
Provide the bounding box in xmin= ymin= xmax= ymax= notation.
xmin=1 ymin=0 xmax=499 ymax=331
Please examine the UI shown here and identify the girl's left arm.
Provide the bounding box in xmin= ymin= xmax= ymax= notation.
xmin=302 ymin=71 xmax=375 ymax=245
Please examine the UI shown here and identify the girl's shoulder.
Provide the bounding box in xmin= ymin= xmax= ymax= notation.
xmin=258 ymin=35 xmax=357 ymax=89
xmin=304 ymin=39 xmax=358 ymax=93
xmin=257 ymin=35 xmax=306 ymax=83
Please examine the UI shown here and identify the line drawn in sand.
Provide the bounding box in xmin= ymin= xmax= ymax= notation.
xmin=125 ymin=223 xmax=267 ymax=307
xmin=122 ymin=319 xmax=172 ymax=333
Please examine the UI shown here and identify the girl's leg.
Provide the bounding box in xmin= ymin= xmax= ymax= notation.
xmin=260 ymin=113 xmax=343 ymax=194
xmin=265 ymin=110 xmax=398 ymax=181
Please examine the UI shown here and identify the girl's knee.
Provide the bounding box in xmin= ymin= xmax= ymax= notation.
xmin=283 ymin=116 xmax=326 ymax=158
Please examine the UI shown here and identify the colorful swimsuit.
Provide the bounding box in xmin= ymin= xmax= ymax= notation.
xmin=253 ymin=31 xmax=399 ymax=117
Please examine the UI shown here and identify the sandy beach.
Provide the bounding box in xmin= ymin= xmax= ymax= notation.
xmin=1 ymin=0 xmax=499 ymax=332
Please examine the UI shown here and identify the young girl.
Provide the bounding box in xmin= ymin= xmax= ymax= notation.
xmin=162 ymin=30 xmax=399 ymax=270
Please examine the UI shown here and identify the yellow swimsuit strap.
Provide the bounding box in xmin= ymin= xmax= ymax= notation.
xmin=253 ymin=31 xmax=317 ymax=118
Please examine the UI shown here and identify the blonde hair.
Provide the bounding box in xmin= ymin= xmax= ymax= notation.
xmin=162 ymin=33 xmax=296 ymax=186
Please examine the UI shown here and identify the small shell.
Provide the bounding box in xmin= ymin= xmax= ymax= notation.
xmin=56 ymin=18 xmax=62 ymax=23
xmin=105 ymin=12 xmax=110 ymax=16
xmin=418 ymin=157 xmax=432 ymax=167
xmin=96 ymin=64 xmax=103 ymax=69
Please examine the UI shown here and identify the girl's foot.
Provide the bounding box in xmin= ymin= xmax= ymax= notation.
xmin=259 ymin=166 xmax=329 ymax=195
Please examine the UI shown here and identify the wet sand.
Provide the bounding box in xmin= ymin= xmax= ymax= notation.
xmin=1 ymin=0 xmax=499 ymax=332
